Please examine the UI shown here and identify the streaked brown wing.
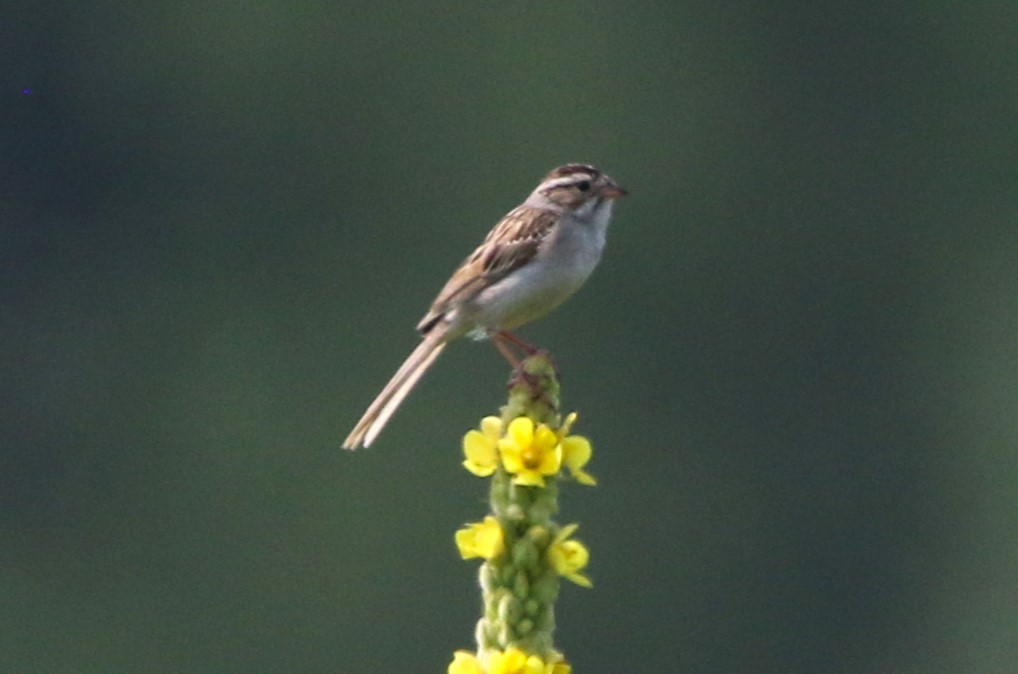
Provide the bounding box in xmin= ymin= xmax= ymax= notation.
xmin=416 ymin=207 xmax=557 ymax=333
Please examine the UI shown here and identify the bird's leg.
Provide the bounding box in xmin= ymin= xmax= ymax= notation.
xmin=492 ymin=332 xmax=523 ymax=368
xmin=495 ymin=331 xmax=539 ymax=355
xmin=491 ymin=330 xmax=541 ymax=369
xmin=493 ymin=331 xmax=554 ymax=393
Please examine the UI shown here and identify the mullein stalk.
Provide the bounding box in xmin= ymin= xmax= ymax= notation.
xmin=451 ymin=353 xmax=594 ymax=674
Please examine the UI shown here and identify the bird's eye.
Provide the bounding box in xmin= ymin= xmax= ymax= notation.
xmin=576 ymin=180 xmax=591 ymax=192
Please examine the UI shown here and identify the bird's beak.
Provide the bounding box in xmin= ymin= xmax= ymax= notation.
xmin=601 ymin=183 xmax=628 ymax=199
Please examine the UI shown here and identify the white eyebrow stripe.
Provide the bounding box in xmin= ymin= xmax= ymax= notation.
xmin=543 ymin=175 xmax=594 ymax=190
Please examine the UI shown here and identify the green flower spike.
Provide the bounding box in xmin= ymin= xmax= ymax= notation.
xmin=449 ymin=352 xmax=594 ymax=673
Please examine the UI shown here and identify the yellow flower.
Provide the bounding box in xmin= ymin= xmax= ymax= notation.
xmin=463 ymin=416 xmax=503 ymax=477
xmin=484 ymin=648 xmax=571 ymax=674
xmin=545 ymin=651 xmax=572 ymax=674
xmin=455 ymin=516 xmax=505 ymax=560
xmin=498 ymin=417 xmax=561 ymax=487
xmin=488 ymin=648 xmax=526 ymax=674
xmin=548 ymin=524 xmax=592 ymax=588
xmin=448 ymin=650 xmax=483 ymax=674
xmin=557 ymin=413 xmax=596 ymax=486
xmin=488 ymin=647 xmax=550 ymax=674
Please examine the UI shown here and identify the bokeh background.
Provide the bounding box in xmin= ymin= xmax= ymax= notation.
xmin=3 ymin=2 xmax=1017 ymax=672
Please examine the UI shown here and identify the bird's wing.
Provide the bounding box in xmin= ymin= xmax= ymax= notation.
xmin=416 ymin=206 xmax=556 ymax=333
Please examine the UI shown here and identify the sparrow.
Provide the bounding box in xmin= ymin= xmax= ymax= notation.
xmin=343 ymin=164 xmax=626 ymax=449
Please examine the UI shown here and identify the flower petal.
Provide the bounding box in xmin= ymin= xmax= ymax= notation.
xmin=490 ymin=647 xmax=528 ymax=674
xmin=448 ymin=650 xmax=483 ymax=674
xmin=561 ymin=436 xmax=596 ymax=485
xmin=504 ymin=417 xmax=535 ymax=449
xmin=512 ymin=471 xmax=546 ymax=487
xmin=455 ymin=516 xmax=505 ymax=560
xmin=548 ymin=525 xmax=592 ymax=588
xmin=463 ymin=429 xmax=498 ymax=476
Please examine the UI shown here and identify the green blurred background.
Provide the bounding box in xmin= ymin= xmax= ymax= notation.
xmin=3 ymin=2 xmax=1017 ymax=672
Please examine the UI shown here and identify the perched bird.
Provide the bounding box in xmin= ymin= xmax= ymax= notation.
xmin=343 ymin=164 xmax=626 ymax=449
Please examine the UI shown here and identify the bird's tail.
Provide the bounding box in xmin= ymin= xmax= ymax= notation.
xmin=342 ymin=332 xmax=447 ymax=449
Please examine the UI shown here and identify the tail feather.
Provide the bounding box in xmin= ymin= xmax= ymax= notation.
xmin=342 ymin=333 xmax=447 ymax=449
